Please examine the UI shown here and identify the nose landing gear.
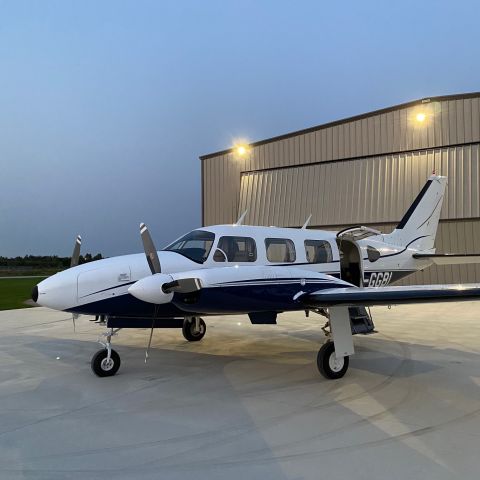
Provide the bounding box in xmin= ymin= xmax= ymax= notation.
xmin=182 ymin=317 xmax=206 ymax=342
xmin=91 ymin=349 xmax=121 ymax=377
xmin=91 ymin=328 xmax=122 ymax=377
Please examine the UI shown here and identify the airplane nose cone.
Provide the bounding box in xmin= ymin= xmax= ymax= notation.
xmin=34 ymin=273 xmax=77 ymax=311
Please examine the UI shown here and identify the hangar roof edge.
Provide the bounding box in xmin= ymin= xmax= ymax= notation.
xmin=199 ymin=92 xmax=480 ymax=160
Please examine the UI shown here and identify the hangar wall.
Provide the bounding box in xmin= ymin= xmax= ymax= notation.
xmin=200 ymin=93 xmax=480 ymax=284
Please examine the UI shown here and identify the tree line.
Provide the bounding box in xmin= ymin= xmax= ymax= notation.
xmin=0 ymin=254 xmax=103 ymax=269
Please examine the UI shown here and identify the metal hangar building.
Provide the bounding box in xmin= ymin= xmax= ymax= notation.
xmin=200 ymin=92 xmax=480 ymax=285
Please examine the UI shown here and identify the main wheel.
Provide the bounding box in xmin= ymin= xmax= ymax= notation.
xmin=317 ymin=341 xmax=349 ymax=379
xmin=182 ymin=318 xmax=206 ymax=342
xmin=91 ymin=349 xmax=121 ymax=377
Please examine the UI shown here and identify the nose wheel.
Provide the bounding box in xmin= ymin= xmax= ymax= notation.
xmin=91 ymin=328 xmax=122 ymax=377
xmin=317 ymin=341 xmax=349 ymax=379
xmin=182 ymin=317 xmax=206 ymax=342
xmin=91 ymin=349 xmax=121 ymax=377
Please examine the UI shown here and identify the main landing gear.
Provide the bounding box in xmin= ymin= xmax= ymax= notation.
xmin=317 ymin=341 xmax=349 ymax=379
xmin=314 ymin=306 xmax=356 ymax=380
xmin=182 ymin=317 xmax=206 ymax=342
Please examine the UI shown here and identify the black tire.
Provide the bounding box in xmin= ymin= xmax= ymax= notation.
xmin=317 ymin=341 xmax=349 ymax=379
xmin=91 ymin=349 xmax=121 ymax=377
xmin=182 ymin=318 xmax=206 ymax=342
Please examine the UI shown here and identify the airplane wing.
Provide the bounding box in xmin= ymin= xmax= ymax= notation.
xmin=413 ymin=253 xmax=480 ymax=265
xmin=299 ymin=284 xmax=480 ymax=308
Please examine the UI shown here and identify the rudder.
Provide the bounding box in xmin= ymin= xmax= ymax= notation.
xmin=385 ymin=175 xmax=447 ymax=251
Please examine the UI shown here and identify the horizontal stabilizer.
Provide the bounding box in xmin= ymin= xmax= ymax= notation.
xmin=413 ymin=253 xmax=480 ymax=265
xmin=300 ymin=284 xmax=480 ymax=308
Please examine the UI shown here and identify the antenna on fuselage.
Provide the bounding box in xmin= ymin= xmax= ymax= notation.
xmin=301 ymin=214 xmax=312 ymax=229
xmin=234 ymin=210 xmax=248 ymax=226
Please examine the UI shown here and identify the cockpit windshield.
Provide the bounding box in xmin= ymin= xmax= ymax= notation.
xmin=164 ymin=230 xmax=215 ymax=263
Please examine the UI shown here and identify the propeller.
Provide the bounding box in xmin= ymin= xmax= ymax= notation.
xmin=138 ymin=222 xmax=202 ymax=295
xmin=138 ymin=222 xmax=164 ymax=363
xmin=70 ymin=234 xmax=82 ymax=331
xmin=140 ymin=223 xmax=161 ymax=274
xmin=70 ymin=235 xmax=82 ymax=267
xmin=137 ymin=223 xmax=202 ymax=361
xmin=128 ymin=275 xmax=202 ymax=303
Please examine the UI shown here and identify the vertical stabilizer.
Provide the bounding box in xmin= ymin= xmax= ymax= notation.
xmin=384 ymin=175 xmax=447 ymax=251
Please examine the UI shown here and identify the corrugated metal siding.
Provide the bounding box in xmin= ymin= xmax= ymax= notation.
xmin=231 ymin=97 xmax=480 ymax=171
xmin=320 ymin=220 xmax=480 ymax=285
xmin=238 ymin=145 xmax=480 ymax=227
xmin=203 ymin=152 xmax=243 ymax=226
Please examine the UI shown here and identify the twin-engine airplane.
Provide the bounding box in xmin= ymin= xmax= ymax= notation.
xmin=33 ymin=175 xmax=480 ymax=379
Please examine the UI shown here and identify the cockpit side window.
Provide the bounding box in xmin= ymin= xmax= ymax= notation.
xmin=164 ymin=230 xmax=215 ymax=264
xmin=304 ymin=240 xmax=333 ymax=263
xmin=265 ymin=238 xmax=296 ymax=263
xmin=214 ymin=236 xmax=257 ymax=262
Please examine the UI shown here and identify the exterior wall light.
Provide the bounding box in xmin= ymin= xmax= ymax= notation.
xmin=234 ymin=143 xmax=250 ymax=157
xmin=237 ymin=145 xmax=247 ymax=156
xmin=416 ymin=112 xmax=426 ymax=122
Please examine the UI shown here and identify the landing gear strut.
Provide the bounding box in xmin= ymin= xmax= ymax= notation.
xmin=91 ymin=328 xmax=121 ymax=377
xmin=182 ymin=317 xmax=206 ymax=342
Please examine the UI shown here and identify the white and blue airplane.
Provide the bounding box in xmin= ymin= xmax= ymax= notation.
xmin=33 ymin=175 xmax=480 ymax=379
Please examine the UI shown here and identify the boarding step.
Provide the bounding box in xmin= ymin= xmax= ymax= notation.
xmin=349 ymin=306 xmax=376 ymax=335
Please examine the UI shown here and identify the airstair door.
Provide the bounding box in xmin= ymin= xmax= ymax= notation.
xmin=336 ymin=237 xmax=363 ymax=287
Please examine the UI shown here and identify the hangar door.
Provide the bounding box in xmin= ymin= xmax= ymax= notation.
xmin=238 ymin=166 xmax=364 ymax=228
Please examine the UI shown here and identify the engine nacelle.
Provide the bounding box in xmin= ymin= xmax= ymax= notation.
xmin=128 ymin=274 xmax=175 ymax=304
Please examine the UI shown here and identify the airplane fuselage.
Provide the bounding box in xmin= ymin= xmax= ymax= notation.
xmin=36 ymin=224 xmax=433 ymax=318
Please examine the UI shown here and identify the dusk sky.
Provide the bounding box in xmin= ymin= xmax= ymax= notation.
xmin=1 ymin=0 xmax=479 ymax=257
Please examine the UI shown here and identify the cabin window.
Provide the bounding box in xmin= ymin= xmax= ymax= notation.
xmin=214 ymin=236 xmax=257 ymax=262
xmin=265 ymin=238 xmax=296 ymax=263
xmin=367 ymin=245 xmax=381 ymax=262
xmin=164 ymin=230 xmax=215 ymax=264
xmin=304 ymin=240 xmax=333 ymax=263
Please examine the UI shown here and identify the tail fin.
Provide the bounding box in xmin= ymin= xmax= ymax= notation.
xmin=384 ymin=175 xmax=447 ymax=251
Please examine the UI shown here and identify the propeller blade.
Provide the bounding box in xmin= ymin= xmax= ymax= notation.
xmin=70 ymin=235 xmax=82 ymax=267
xmin=162 ymin=278 xmax=202 ymax=294
xmin=140 ymin=223 xmax=161 ymax=274
xmin=145 ymin=316 xmax=156 ymax=364
xmin=72 ymin=313 xmax=80 ymax=332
